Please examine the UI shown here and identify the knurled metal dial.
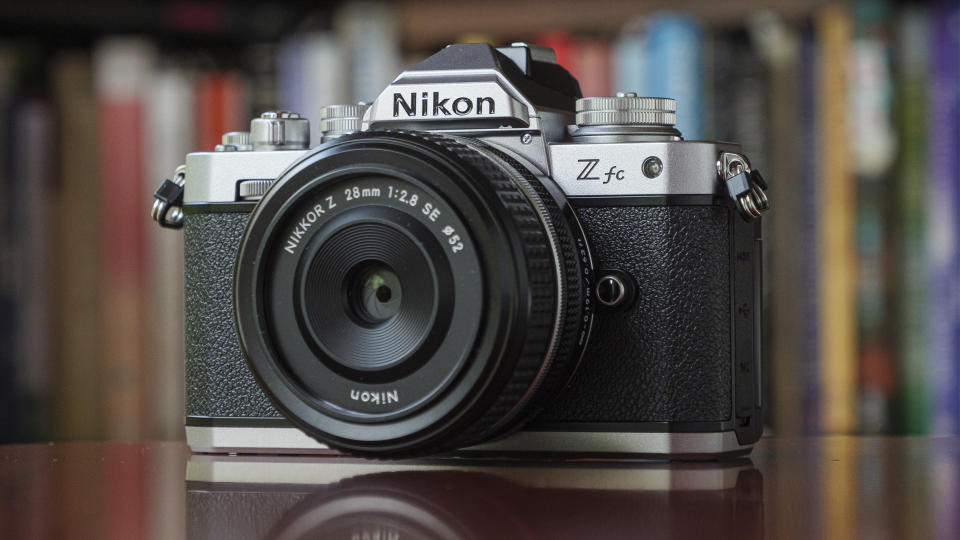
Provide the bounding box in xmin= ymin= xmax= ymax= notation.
xmin=319 ymin=103 xmax=369 ymax=142
xmin=576 ymin=92 xmax=677 ymax=127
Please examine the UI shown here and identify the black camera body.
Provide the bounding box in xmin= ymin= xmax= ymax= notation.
xmin=158 ymin=43 xmax=767 ymax=459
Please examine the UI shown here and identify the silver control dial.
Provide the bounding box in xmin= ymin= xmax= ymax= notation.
xmin=318 ymin=103 xmax=369 ymax=142
xmin=250 ymin=110 xmax=310 ymax=150
xmin=215 ymin=131 xmax=252 ymax=152
xmin=576 ymin=92 xmax=677 ymax=128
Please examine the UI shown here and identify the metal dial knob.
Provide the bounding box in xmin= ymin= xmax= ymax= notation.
xmin=319 ymin=102 xmax=369 ymax=142
xmin=575 ymin=92 xmax=677 ymax=128
xmin=250 ymin=110 xmax=310 ymax=150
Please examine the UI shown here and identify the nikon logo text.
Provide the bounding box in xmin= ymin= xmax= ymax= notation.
xmin=350 ymin=389 xmax=399 ymax=406
xmin=393 ymin=91 xmax=496 ymax=118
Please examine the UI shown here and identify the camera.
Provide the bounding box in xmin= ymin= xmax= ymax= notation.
xmin=152 ymin=43 xmax=768 ymax=459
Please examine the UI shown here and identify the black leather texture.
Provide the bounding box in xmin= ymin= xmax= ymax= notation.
xmin=184 ymin=211 xmax=279 ymax=418
xmin=536 ymin=205 xmax=733 ymax=424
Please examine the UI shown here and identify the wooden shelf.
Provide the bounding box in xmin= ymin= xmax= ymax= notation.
xmin=397 ymin=0 xmax=831 ymax=50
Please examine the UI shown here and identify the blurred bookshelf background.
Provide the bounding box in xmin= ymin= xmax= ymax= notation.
xmin=0 ymin=0 xmax=958 ymax=443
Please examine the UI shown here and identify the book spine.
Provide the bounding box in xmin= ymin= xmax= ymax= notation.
xmin=799 ymin=29 xmax=821 ymax=434
xmin=850 ymin=0 xmax=897 ymax=435
xmin=927 ymin=3 xmax=959 ymax=435
xmin=194 ymin=71 xmax=250 ymax=151
xmin=51 ymin=51 xmax=103 ymax=440
xmin=145 ymin=66 xmax=193 ymax=440
xmin=816 ymin=5 xmax=857 ymax=434
xmin=639 ymin=14 xmax=705 ymax=140
xmin=299 ymin=33 xmax=348 ymax=146
xmin=337 ymin=1 xmax=402 ymax=103
xmin=12 ymin=97 xmax=55 ymax=442
xmin=893 ymin=9 xmax=931 ymax=434
xmin=571 ymin=38 xmax=611 ymax=98
xmin=0 ymin=47 xmax=16 ymax=441
xmin=93 ymin=38 xmax=154 ymax=440
xmin=752 ymin=15 xmax=804 ymax=434
xmin=612 ymin=23 xmax=646 ymax=95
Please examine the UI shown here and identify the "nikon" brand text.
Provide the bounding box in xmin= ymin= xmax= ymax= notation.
xmin=350 ymin=389 xmax=399 ymax=405
xmin=393 ymin=92 xmax=496 ymax=117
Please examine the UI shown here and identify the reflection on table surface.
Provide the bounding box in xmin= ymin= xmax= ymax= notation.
xmin=187 ymin=456 xmax=761 ymax=540
xmin=0 ymin=436 xmax=958 ymax=539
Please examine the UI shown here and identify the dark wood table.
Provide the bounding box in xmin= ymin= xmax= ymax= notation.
xmin=1 ymin=436 xmax=957 ymax=539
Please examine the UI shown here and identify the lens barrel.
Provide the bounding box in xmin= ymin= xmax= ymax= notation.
xmin=235 ymin=131 xmax=591 ymax=456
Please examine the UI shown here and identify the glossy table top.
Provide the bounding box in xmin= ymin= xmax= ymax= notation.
xmin=1 ymin=436 xmax=957 ymax=539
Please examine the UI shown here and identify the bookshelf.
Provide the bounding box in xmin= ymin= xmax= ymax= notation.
xmin=0 ymin=0 xmax=957 ymax=444
xmin=397 ymin=0 xmax=831 ymax=48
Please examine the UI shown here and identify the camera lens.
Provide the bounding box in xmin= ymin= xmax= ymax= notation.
xmin=349 ymin=263 xmax=401 ymax=324
xmin=235 ymin=131 xmax=593 ymax=456
xmin=297 ymin=216 xmax=449 ymax=380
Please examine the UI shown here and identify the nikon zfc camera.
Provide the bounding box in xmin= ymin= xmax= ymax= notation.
xmin=152 ymin=43 xmax=768 ymax=459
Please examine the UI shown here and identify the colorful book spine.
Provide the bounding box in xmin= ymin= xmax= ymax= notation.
xmin=93 ymin=38 xmax=155 ymax=440
xmin=850 ymin=0 xmax=897 ymax=434
xmin=893 ymin=9 xmax=931 ymax=434
xmin=927 ymin=3 xmax=960 ymax=436
xmin=816 ymin=5 xmax=857 ymax=434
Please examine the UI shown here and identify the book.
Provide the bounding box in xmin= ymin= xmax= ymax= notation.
xmin=892 ymin=8 xmax=930 ymax=435
xmin=927 ymin=3 xmax=959 ymax=436
xmin=816 ymin=5 xmax=857 ymax=434
xmin=799 ymin=28 xmax=821 ymax=435
xmin=750 ymin=13 xmax=804 ymax=434
xmin=0 ymin=45 xmax=21 ymax=441
xmin=277 ymin=32 xmax=347 ymax=146
xmin=336 ymin=1 xmax=402 ymax=104
xmin=611 ymin=14 xmax=705 ymax=139
xmin=193 ymin=70 xmax=250 ymax=151
xmin=612 ymin=21 xmax=646 ymax=97
xmin=51 ymin=50 xmax=103 ymax=440
xmin=12 ymin=97 xmax=56 ymax=442
xmin=0 ymin=44 xmax=56 ymax=442
xmin=145 ymin=65 xmax=193 ymax=440
xmin=571 ymin=38 xmax=611 ymax=98
xmin=850 ymin=0 xmax=897 ymax=435
xmin=93 ymin=37 xmax=155 ymax=440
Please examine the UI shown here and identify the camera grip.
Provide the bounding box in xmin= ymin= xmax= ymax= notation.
xmin=184 ymin=210 xmax=279 ymax=418
xmin=538 ymin=204 xmax=736 ymax=424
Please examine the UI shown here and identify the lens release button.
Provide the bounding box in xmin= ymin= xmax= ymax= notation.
xmin=596 ymin=275 xmax=625 ymax=308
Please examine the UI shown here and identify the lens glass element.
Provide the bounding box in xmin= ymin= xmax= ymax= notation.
xmin=347 ymin=262 xmax=402 ymax=325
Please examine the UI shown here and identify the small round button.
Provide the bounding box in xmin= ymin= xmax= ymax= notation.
xmin=642 ymin=156 xmax=663 ymax=178
xmin=596 ymin=274 xmax=627 ymax=308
